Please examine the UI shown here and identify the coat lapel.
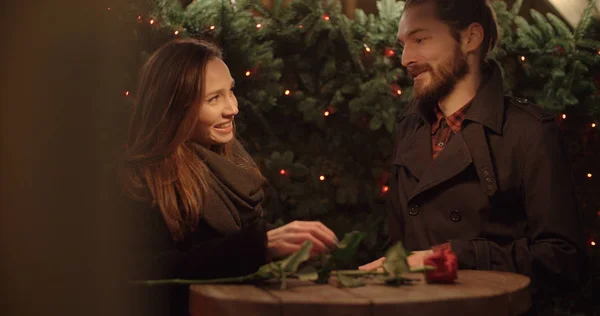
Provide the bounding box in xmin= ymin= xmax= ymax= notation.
xmin=408 ymin=132 xmax=473 ymax=202
xmin=394 ymin=121 xmax=432 ymax=182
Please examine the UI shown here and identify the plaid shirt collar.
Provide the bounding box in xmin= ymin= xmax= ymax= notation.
xmin=431 ymin=102 xmax=470 ymax=135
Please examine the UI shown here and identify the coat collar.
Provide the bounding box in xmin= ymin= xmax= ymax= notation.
xmin=400 ymin=60 xmax=505 ymax=135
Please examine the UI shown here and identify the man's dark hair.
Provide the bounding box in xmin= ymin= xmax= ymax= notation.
xmin=404 ymin=0 xmax=499 ymax=63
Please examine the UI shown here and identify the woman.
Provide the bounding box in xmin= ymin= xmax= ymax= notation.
xmin=122 ymin=38 xmax=337 ymax=315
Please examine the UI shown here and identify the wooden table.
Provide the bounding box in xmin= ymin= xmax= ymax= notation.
xmin=189 ymin=270 xmax=531 ymax=316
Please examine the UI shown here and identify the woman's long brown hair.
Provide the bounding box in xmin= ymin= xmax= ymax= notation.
xmin=122 ymin=38 xmax=238 ymax=241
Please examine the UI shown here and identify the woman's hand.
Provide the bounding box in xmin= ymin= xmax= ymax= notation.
xmin=267 ymin=221 xmax=338 ymax=259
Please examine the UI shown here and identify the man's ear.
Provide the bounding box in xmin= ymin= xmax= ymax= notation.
xmin=461 ymin=22 xmax=484 ymax=55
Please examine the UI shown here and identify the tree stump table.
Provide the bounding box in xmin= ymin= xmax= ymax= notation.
xmin=189 ymin=270 xmax=531 ymax=316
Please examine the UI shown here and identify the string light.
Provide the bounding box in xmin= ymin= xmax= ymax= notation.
xmin=137 ymin=15 xmax=142 ymax=21
xmin=174 ymin=30 xmax=179 ymax=35
xmin=396 ymin=89 xmax=402 ymax=95
xmin=562 ymin=114 xmax=567 ymax=119
xmin=298 ymin=24 xmax=303 ymax=29
xmin=520 ymin=56 xmax=526 ymax=62
xmin=107 ymin=7 xmax=111 ymax=11
xmin=382 ymin=186 xmax=389 ymax=193
xmin=124 ymin=91 xmax=130 ymax=96
xmin=280 ymin=169 xmax=287 ymax=175
xmin=597 ymin=50 xmax=600 ymax=55
xmin=245 ymin=70 xmax=251 ymax=76
xmin=256 ymin=24 xmax=262 ymax=29
xmin=324 ymin=110 xmax=330 ymax=117
xmin=591 ymin=241 xmax=596 ymax=246
xmin=323 ymin=14 xmax=330 ymax=21
xmin=597 ymin=210 xmax=600 ymax=217
xmin=284 ymin=90 xmax=291 ymax=96
xmin=385 ymin=49 xmax=395 ymax=57
xmin=587 ymin=173 xmax=593 ymax=178
xmin=209 ymin=25 xmax=215 ymax=30
xmin=592 ymin=123 xmax=596 ymax=128
xmin=319 ymin=175 xmax=326 ymax=181
xmin=149 ymin=19 xmax=155 ymax=25
xmin=363 ymin=44 xmax=371 ymax=53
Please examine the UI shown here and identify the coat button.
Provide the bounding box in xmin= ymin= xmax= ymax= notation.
xmin=408 ymin=204 xmax=419 ymax=216
xmin=450 ymin=209 xmax=462 ymax=222
xmin=483 ymin=170 xmax=489 ymax=176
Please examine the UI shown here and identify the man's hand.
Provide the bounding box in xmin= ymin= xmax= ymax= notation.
xmin=267 ymin=221 xmax=338 ymax=259
xmin=359 ymin=248 xmax=437 ymax=272
xmin=359 ymin=257 xmax=386 ymax=271
xmin=407 ymin=250 xmax=434 ymax=268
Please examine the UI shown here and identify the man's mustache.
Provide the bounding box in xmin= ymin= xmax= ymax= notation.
xmin=407 ymin=63 xmax=433 ymax=79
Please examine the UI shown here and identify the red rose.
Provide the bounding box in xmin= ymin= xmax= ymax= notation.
xmin=423 ymin=248 xmax=458 ymax=284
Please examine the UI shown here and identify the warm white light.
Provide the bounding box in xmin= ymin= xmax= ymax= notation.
xmin=319 ymin=175 xmax=325 ymax=181
xmin=284 ymin=90 xmax=291 ymax=96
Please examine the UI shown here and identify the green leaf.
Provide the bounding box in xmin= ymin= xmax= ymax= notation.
xmin=331 ymin=231 xmax=365 ymax=262
xmin=315 ymin=231 xmax=365 ymax=284
xmin=574 ymin=0 xmax=596 ymax=40
xmin=530 ymin=9 xmax=554 ymax=40
xmin=281 ymin=240 xmax=313 ymax=273
xmin=355 ymin=9 xmax=367 ymax=26
xmin=369 ymin=115 xmax=383 ymax=130
xmin=546 ymin=13 xmax=573 ymax=39
xmin=282 ymin=151 xmax=295 ymax=163
xmin=510 ymin=0 xmax=524 ymax=16
xmin=384 ymin=113 xmax=395 ymax=133
xmin=336 ymin=271 xmax=365 ymax=287
xmin=409 ymin=265 xmax=437 ymax=273
xmin=383 ymin=241 xmax=410 ymax=277
xmin=296 ymin=266 xmax=319 ymax=281
xmin=576 ymin=39 xmax=600 ymax=50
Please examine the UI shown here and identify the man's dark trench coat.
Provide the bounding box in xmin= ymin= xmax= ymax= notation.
xmin=387 ymin=62 xmax=587 ymax=301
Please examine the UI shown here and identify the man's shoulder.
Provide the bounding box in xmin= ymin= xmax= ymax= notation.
xmin=396 ymin=104 xmax=423 ymax=131
xmin=504 ymin=96 xmax=556 ymax=126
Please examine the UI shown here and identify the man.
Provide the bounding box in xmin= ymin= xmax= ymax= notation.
xmin=360 ymin=0 xmax=587 ymax=312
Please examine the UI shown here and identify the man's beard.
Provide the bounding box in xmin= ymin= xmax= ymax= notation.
xmin=408 ymin=47 xmax=469 ymax=104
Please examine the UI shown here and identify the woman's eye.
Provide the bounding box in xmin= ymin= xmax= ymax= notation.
xmin=208 ymin=95 xmax=219 ymax=103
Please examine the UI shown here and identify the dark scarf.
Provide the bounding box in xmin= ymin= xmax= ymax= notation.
xmin=188 ymin=141 xmax=266 ymax=235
